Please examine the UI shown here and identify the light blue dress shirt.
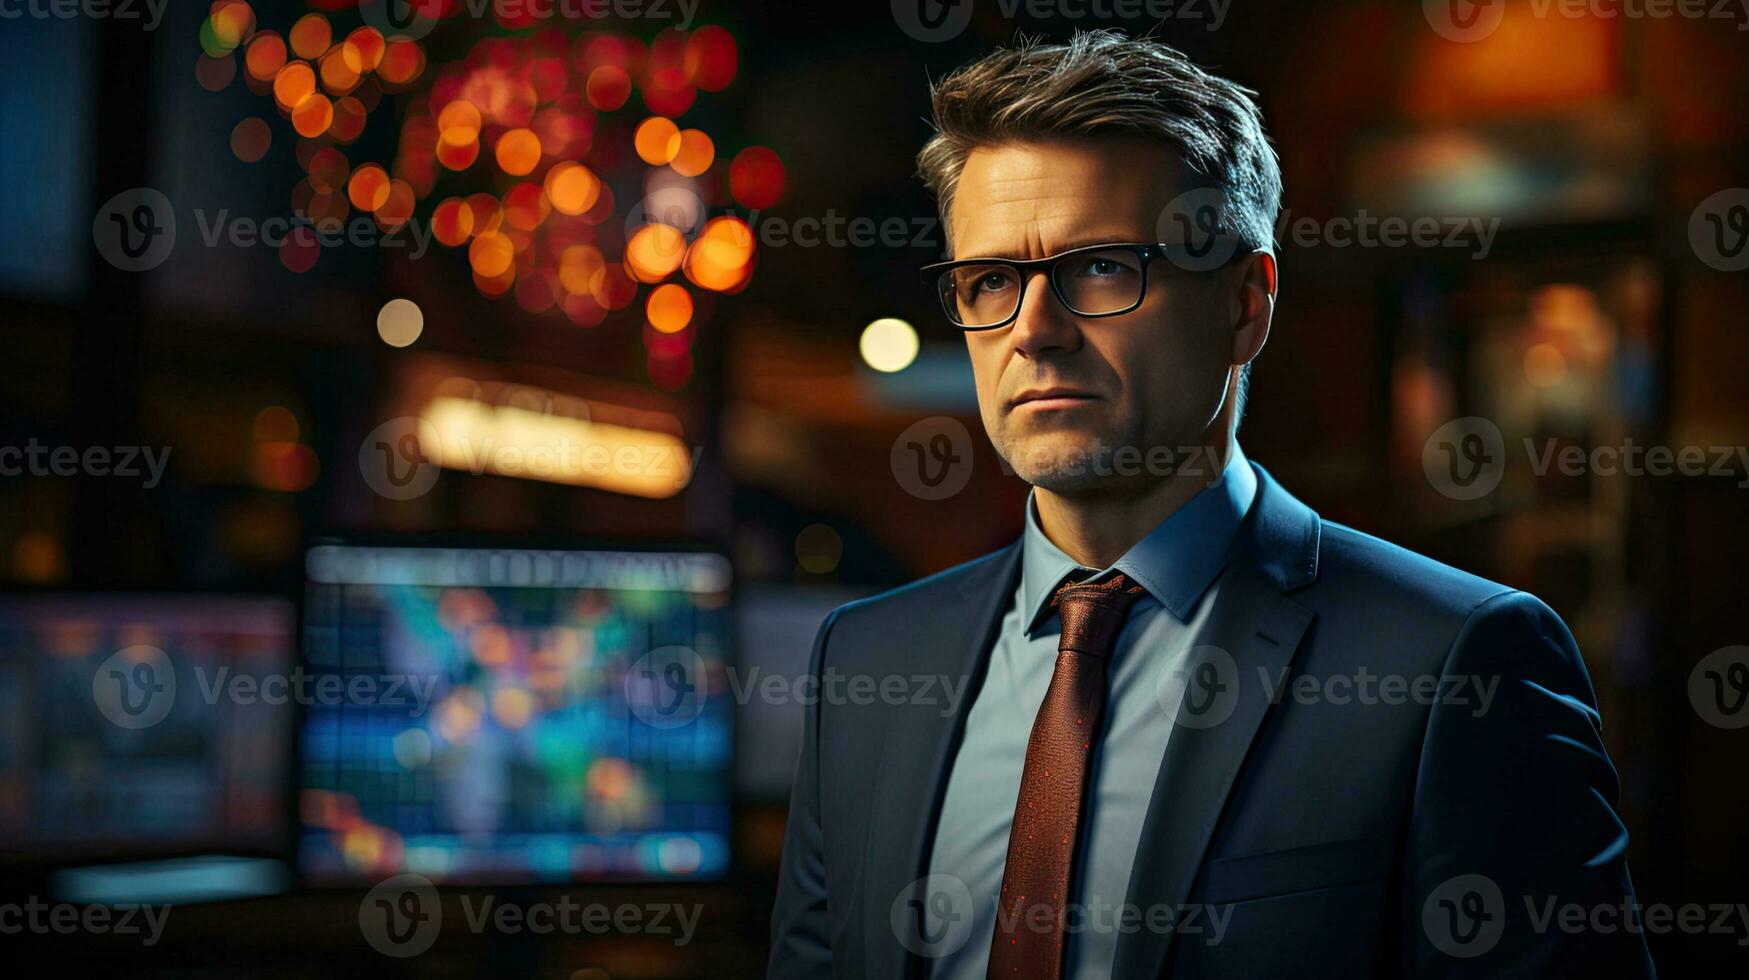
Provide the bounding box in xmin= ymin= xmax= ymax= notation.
xmin=922 ymin=447 xmax=1258 ymax=979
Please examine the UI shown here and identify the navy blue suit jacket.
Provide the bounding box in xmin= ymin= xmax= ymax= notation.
xmin=769 ymin=463 xmax=1655 ymax=978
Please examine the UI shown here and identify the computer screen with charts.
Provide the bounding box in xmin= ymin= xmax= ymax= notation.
xmin=297 ymin=544 xmax=733 ymax=884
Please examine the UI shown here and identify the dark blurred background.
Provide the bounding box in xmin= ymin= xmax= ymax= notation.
xmin=1 ymin=0 xmax=1747 ymax=975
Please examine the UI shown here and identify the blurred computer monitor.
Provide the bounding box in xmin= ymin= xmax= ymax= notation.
xmin=0 ymin=594 xmax=295 ymax=862
xmin=734 ymin=584 xmax=870 ymax=802
xmin=297 ymin=544 xmax=733 ymax=884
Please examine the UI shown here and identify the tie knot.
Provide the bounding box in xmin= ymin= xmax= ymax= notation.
xmin=1049 ymin=571 xmax=1148 ymax=658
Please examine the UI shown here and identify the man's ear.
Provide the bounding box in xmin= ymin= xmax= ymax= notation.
xmin=1232 ymin=251 xmax=1276 ymax=366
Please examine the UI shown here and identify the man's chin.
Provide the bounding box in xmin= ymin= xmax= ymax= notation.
xmin=997 ymin=435 xmax=1119 ymax=492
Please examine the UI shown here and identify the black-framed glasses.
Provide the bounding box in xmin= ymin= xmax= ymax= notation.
xmin=921 ymin=240 xmax=1250 ymax=330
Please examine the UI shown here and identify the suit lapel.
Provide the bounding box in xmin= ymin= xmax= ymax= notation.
xmin=1112 ymin=463 xmax=1321 ymax=978
xmin=862 ymin=542 xmax=1023 ymax=980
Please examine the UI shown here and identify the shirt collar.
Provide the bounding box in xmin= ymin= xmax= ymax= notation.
xmin=1021 ymin=444 xmax=1258 ymax=635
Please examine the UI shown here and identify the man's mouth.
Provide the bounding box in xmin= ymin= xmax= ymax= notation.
xmin=1010 ymin=387 xmax=1100 ymax=411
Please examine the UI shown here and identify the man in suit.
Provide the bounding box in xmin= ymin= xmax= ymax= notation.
xmin=770 ymin=30 xmax=1654 ymax=979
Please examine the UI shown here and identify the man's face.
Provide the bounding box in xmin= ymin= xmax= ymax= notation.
xmin=950 ymin=138 xmax=1245 ymax=493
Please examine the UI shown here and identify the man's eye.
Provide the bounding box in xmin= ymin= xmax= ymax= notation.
xmin=1083 ymin=259 xmax=1126 ymax=278
xmin=971 ymin=271 xmax=1012 ymax=295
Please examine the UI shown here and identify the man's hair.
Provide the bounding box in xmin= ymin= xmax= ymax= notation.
xmin=916 ymin=29 xmax=1280 ymax=422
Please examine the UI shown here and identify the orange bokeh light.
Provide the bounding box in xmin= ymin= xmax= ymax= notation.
xmin=245 ymin=32 xmax=287 ymax=82
xmin=585 ymin=65 xmax=631 ymax=111
xmin=634 ymin=116 xmax=680 ymax=165
xmin=379 ymin=38 xmax=423 ymax=86
xmin=543 ymin=162 xmax=601 ymax=216
xmin=348 ymin=164 xmax=391 ymax=211
xmin=206 ymin=1 xmax=254 ymax=54
xmin=503 ymin=182 xmax=549 ymax=231
xmin=646 ymin=283 xmax=693 ymax=333
xmin=291 ymin=94 xmax=334 ymax=138
xmin=495 ymin=128 xmax=542 ymax=176
xmin=289 ymin=13 xmax=330 ymax=61
xmin=684 ymin=216 xmax=756 ymax=292
xmin=436 ymin=130 xmax=480 ymax=170
xmin=624 ymin=224 xmax=686 ymax=283
xmin=319 ymin=44 xmax=362 ymax=95
xmin=225 ymin=21 xmax=767 ymax=311
xmin=470 ymin=231 xmax=515 ymax=278
xmin=273 ymin=61 xmax=317 ymax=111
xmin=437 ymin=100 xmax=483 ymax=141
xmin=432 ymin=198 xmax=476 ymax=246
xmin=669 ymin=129 xmax=714 ymax=178
xmin=347 ymin=27 xmax=386 ymax=72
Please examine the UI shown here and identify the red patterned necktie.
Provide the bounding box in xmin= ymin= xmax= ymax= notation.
xmin=987 ymin=570 xmax=1149 ymax=980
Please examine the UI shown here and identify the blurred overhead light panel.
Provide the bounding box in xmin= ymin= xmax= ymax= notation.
xmin=418 ymin=396 xmax=694 ymax=499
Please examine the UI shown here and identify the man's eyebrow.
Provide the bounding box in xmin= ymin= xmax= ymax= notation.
xmin=951 ymin=236 xmax=1153 ymax=261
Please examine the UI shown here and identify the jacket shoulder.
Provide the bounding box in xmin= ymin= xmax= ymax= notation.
xmin=1313 ymin=519 xmax=1519 ymax=622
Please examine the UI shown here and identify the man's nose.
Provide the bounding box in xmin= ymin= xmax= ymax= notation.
xmin=1008 ymin=270 xmax=1081 ymax=359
